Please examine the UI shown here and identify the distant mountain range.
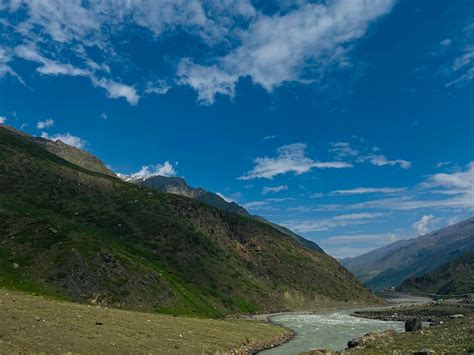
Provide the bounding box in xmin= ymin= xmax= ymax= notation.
xmin=122 ymin=174 xmax=323 ymax=253
xmin=342 ymin=218 xmax=474 ymax=290
xmin=0 ymin=125 xmax=377 ymax=317
xmin=398 ymin=251 xmax=474 ymax=296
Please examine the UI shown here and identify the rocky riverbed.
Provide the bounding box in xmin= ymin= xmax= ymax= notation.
xmin=352 ymin=302 xmax=473 ymax=323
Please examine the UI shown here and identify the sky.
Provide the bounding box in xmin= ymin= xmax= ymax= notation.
xmin=0 ymin=0 xmax=473 ymax=259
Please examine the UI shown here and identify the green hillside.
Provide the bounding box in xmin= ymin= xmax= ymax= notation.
xmin=398 ymin=252 xmax=474 ymax=295
xmin=0 ymin=126 xmax=378 ymax=317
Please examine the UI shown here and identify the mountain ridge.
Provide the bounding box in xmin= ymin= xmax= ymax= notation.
xmin=126 ymin=175 xmax=323 ymax=253
xmin=0 ymin=125 xmax=378 ymax=317
xmin=342 ymin=218 xmax=474 ymax=290
xmin=398 ymin=251 xmax=474 ymax=295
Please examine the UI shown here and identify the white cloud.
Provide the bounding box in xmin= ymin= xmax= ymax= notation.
xmin=144 ymin=80 xmax=170 ymax=95
xmin=15 ymin=44 xmax=139 ymax=105
xmin=436 ymin=161 xmax=453 ymax=168
xmin=36 ymin=118 xmax=54 ymax=129
xmin=239 ymin=143 xmax=351 ymax=180
xmin=330 ymin=142 xmax=359 ymax=159
xmin=284 ymin=212 xmax=386 ymax=233
xmin=0 ymin=46 xmax=25 ymax=84
xmin=216 ymin=192 xmax=234 ymax=203
xmin=178 ymin=0 xmax=396 ymax=103
xmin=90 ymin=77 xmax=139 ymax=105
xmin=412 ymin=214 xmax=434 ymax=235
xmin=41 ymin=131 xmax=86 ymax=149
xmin=5 ymin=0 xmax=396 ymax=104
xmin=243 ymin=197 xmax=294 ymax=210
xmin=119 ymin=161 xmax=177 ymax=181
xmin=444 ymin=24 xmax=474 ymax=88
xmin=360 ymin=154 xmax=412 ymax=169
xmin=0 ymin=116 xmax=6 ymax=124
xmin=334 ymin=162 xmax=474 ymax=211
xmin=419 ymin=162 xmax=474 ymax=201
xmin=325 ymin=233 xmax=401 ymax=244
xmin=262 ymin=185 xmax=288 ymax=195
xmin=263 ymin=135 xmax=278 ymax=140
xmin=331 ymin=187 xmax=406 ymax=195
xmin=329 ymin=141 xmax=411 ymax=169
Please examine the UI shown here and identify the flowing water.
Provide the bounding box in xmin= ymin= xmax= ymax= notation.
xmin=260 ymin=308 xmax=404 ymax=354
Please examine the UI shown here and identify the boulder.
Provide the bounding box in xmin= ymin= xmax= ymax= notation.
xmin=405 ymin=317 xmax=422 ymax=332
xmin=414 ymin=349 xmax=436 ymax=355
xmin=347 ymin=339 xmax=361 ymax=348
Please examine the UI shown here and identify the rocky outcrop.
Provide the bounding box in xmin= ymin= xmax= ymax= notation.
xmin=347 ymin=329 xmax=397 ymax=348
xmin=405 ymin=317 xmax=423 ymax=332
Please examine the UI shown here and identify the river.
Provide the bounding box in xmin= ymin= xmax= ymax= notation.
xmin=260 ymin=293 xmax=430 ymax=354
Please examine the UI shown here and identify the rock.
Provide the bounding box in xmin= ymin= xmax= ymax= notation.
xmin=95 ymin=321 xmax=103 ymax=325
xmin=414 ymin=348 xmax=436 ymax=355
xmin=448 ymin=314 xmax=464 ymax=319
xmin=347 ymin=339 xmax=361 ymax=348
xmin=35 ymin=316 xmax=40 ymax=321
xmin=405 ymin=317 xmax=422 ymax=332
xmin=12 ymin=263 xmax=19 ymax=270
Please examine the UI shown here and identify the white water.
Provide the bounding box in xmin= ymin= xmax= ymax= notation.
xmin=260 ymin=308 xmax=405 ymax=354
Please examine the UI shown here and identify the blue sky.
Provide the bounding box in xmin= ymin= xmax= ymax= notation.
xmin=1 ymin=0 xmax=473 ymax=258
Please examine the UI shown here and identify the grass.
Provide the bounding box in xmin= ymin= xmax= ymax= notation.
xmin=346 ymin=303 xmax=474 ymax=354
xmin=0 ymin=289 xmax=290 ymax=353
xmin=345 ymin=316 xmax=474 ymax=354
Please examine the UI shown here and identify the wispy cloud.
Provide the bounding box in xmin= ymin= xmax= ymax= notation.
xmin=0 ymin=116 xmax=6 ymax=124
xmin=14 ymin=43 xmax=139 ymax=105
xmin=36 ymin=118 xmax=54 ymax=129
xmin=329 ymin=141 xmax=411 ymax=169
xmin=331 ymin=187 xmax=406 ymax=195
xmin=360 ymin=154 xmax=411 ymax=169
xmin=243 ymin=197 xmax=294 ymax=210
xmin=330 ymin=142 xmax=359 ymax=159
xmin=3 ymin=0 xmax=396 ymax=105
xmin=284 ymin=212 xmax=386 ymax=233
xmin=412 ymin=214 xmax=434 ymax=235
xmin=262 ymin=185 xmax=288 ymax=195
xmin=118 ymin=161 xmax=177 ymax=181
xmin=239 ymin=143 xmax=351 ymax=180
xmin=179 ymin=0 xmax=395 ymax=103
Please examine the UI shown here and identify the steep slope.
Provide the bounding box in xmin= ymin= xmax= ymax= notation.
xmin=342 ymin=218 xmax=474 ymax=290
xmin=137 ymin=176 xmax=249 ymax=216
xmin=253 ymin=216 xmax=324 ymax=253
xmin=0 ymin=124 xmax=115 ymax=176
xmin=136 ymin=175 xmax=323 ymax=252
xmin=398 ymin=252 xmax=474 ymax=295
xmin=34 ymin=137 xmax=115 ymax=176
xmin=0 ymin=126 xmax=378 ymax=317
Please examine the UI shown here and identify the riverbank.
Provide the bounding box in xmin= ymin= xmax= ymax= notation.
xmin=0 ymin=289 xmax=290 ymax=353
xmin=345 ymin=314 xmax=474 ymax=354
xmin=352 ymin=301 xmax=474 ymax=322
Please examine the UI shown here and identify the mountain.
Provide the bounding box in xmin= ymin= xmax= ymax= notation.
xmin=342 ymin=218 xmax=474 ymax=290
xmin=137 ymin=175 xmax=250 ymax=216
xmin=0 ymin=126 xmax=379 ymax=317
xmin=398 ymin=252 xmax=474 ymax=296
xmin=34 ymin=136 xmax=115 ymax=176
xmin=132 ymin=175 xmax=323 ymax=253
xmin=252 ymin=216 xmax=324 ymax=253
xmin=0 ymin=124 xmax=115 ymax=177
